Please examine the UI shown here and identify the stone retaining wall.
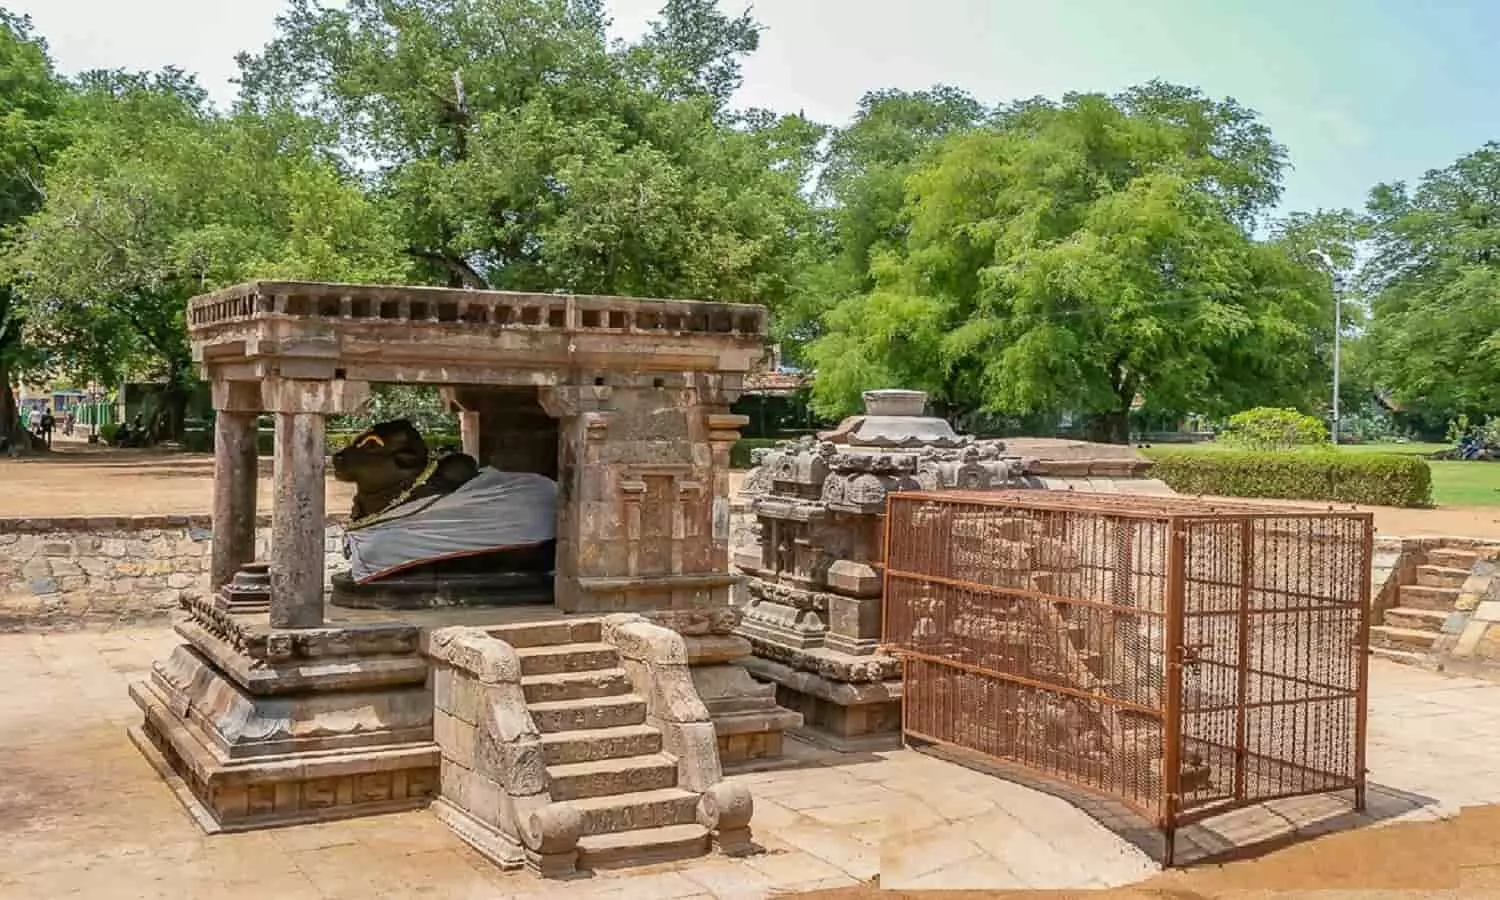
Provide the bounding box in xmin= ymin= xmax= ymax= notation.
xmin=0 ymin=516 xmax=347 ymax=631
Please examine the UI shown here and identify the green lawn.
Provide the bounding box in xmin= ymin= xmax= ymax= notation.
xmin=1142 ymin=441 xmax=1500 ymax=508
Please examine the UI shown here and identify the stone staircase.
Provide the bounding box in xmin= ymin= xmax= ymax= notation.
xmin=1370 ymin=546 xmax=1478 ymax=662
xmin=488 ymin=618 xmax=715 ymax=871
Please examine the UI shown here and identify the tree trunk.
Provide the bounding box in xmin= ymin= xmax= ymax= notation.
xmin=1084 ymin=407 xmax=1132 ymax=444
xmin=0 ymin=359 xmax=16 ymax=446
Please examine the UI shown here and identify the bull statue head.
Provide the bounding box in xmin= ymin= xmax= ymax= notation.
xmin=332 ymin=419 xmax=479 ymax=520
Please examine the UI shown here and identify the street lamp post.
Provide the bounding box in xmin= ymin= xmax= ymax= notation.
xmin=1309 ymin=250 xmax=1341 ymax=446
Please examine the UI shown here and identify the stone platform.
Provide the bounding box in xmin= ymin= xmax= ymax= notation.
xmin=131 ymin=593 xmax=794 ymax=854
xmin=129 ymin=595 xmax=440 ymax=832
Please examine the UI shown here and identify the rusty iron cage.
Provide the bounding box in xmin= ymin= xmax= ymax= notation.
xmin=880 ymin=490 xmax=1373 ymax=865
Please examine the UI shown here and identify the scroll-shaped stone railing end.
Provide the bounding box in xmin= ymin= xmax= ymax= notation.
xmin=427 ymin=627 xmax=580 ymax=877
xmin=601 ymin=614 xmax=723 ymax=793
xmin=697 ymin=781 xmax=755 ymax=856
xmin=519 ymin=803 xmax=584 ymax=878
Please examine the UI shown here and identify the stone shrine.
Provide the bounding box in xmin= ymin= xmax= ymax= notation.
xmin=732 ymin=389 xmax=1168 ymax=747
xmin=129 ymin=281 xmax=799 ymax=875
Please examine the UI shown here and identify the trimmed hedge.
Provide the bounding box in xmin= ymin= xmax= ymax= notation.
xmin=1146 ymin=449 xmax=1433 ymax=508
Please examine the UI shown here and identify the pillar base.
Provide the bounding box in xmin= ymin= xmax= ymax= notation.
xmin=128 ymin=596 xmax=439 ymax=832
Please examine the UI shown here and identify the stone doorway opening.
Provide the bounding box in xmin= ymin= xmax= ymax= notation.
xmin=329 ymin=384 xmax=564 ymax=611
xmin=446 ymin=385 xmax=559 ymax=480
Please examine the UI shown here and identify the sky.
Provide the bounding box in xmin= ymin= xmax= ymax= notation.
xmin=8 ymin=0 xmax=1498 ymax=217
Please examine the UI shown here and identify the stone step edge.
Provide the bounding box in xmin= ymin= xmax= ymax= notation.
xmin=1383 ymin=606 xmax=1448 ymax=624
xmin=567 ymin=786 xmax=698 ymax=814
xmin=538 ymin=723 xmax=660 ymax=747
xmin=514 ymin=641 xmax=618 ymax=659
xmin=576 ymin=823 xmax=710 ymax=869
xmin=1369 ymin=624 xmax=1440 ymax=647
xmin=527 ymin=694 xmax=645 ymax=714
xmin=522 ymin=668 xmax=631 ymax=687
xmin=521 ymin=668 xmax=634 ymax=703
xmin=546 ymin=752 xmax=676 ymax=780
xmin=487 ymin=618 xmax=606 ymax=648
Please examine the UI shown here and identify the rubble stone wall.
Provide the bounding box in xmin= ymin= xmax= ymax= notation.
xmin=0 ymin=516 xmax=347 ymax=631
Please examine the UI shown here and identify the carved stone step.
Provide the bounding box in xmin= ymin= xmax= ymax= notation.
xmin=1399 ymin=584 xmax=1461 ymax=612
xmin=1382 ymin=606 xmax=1447 ymax=633
xmin=529 ymin=695 xmax=646 ymax=733
xmin=1416 ymin=565 xmax=1472 ymax=589
xmin=577 ymin=823 xmax=711 ymax=870
xmin=486 ymin=618 xmax=603 ymax=649
xmin=1370 ymin=645 xmax=1429 ymax=666
xmin=1370 ymin=624 xmax=1439 ymax=651
xmin=1427 ymin=548 xmax=1479 ymax=570
xmin=546 ymin=753 xmax=678 ymax=801
xmin=522 ymin=668 xmax=633 ymax=704
xmin=569 ymin=787 xmax=700 ymax=836
xmin=540 ymin=724 xmax=663 ymax=766
xmin=514 ymin=643 xmax=619 ymax=677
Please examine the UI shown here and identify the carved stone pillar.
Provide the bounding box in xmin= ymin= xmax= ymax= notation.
xmin=209 ymin=381 xmax=261 ymax=593
xmin=539 ymin=384 xmax=612 ymax=613
xmin=263 ymin=377 xmax=369 ymax=629
xmin=271 ymin=411 xmax=326 ymax=629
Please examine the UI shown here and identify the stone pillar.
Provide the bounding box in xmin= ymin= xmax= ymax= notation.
xmin=262 ymin=376 xmax=369 ymax=630
xmin=271 ymin=411 xmax=326 ymax=629
xmin=539 ymin=384 xmax=612 ymax=613
xmin=209 ymin=381 xmax=262 ymax=592
xmin=459 ymin=410 xmax=482 ymax=459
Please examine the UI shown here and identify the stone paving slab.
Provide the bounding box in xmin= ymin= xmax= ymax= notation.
xmin=3 ymin=627 xmax=1500 ymax=898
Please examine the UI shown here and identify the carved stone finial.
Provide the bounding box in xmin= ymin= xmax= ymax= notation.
xmin=862 ymin=389 xmax=927 ymax=417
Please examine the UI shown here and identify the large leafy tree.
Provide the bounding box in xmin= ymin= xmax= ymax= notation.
xmin=7 ymin=69 xmax=408 ymax=439
xmin=0 ymin=10 xmax=69 ymax=445
xmin=779 ymin=86 xmax=987 ymax=359
xmin=1363 ymin=143 xmax=1500 ymax=425
xmin=236 ymin=0 xmax=820 ymax=309
xmin=807 ymin=83 xmax=1329 ymax=440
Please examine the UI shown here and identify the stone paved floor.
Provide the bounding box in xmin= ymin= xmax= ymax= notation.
xmin=3 ymin=628 xmax=1500 ymax=899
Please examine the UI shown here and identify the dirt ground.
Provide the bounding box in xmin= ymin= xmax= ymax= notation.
xmin=0 ymin=444 xmax=356 ymax=518
xmin=4 ymin=445 xmax=1500 ymax=540
xmin=804 ymin=804 xmax=1500 ymax=897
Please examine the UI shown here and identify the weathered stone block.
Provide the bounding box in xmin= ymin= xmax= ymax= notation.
xmin=436 ymin=711 xmax=477 ymax=769
xmin=825 ymin=560 xmax=880 ymax=597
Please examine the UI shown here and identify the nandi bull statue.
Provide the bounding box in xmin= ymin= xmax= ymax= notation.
xmin=328 ymin=419 xmax=557 ymax=609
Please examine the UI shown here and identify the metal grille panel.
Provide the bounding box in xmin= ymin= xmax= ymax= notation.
xmin=882 ymin=491 xmax=1372 ymax=864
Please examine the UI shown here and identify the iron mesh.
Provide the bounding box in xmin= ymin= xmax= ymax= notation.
xmin=882 ymin=490 xmax=1372 ymax=864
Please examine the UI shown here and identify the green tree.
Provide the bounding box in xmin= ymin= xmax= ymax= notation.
xmin=7 ymin=69 xmax=407 ymax=440
xmin=780 ymin=86 xmax=987 ymax=360
xmin=0 ymin=10 xmax=69 ymax=446
xmin=807 ymin=84 xmax=1328 ymax=441
xmin=1364 ymin=143 xmax=1500 ymax=424
xmin=237 ymin=0 xmax=820 ymax=311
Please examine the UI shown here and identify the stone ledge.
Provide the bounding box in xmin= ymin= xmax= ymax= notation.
xmin=741 ymin=655 xmax=903 ymax=705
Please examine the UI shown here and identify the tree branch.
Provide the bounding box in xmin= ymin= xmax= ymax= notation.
xmin=406 ymin=246 xmax=488 ymax=289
